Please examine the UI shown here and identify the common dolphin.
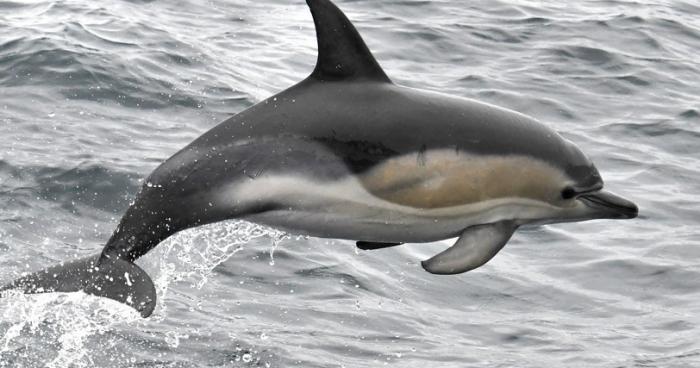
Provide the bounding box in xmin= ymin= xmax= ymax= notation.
xmin=1 ymin=0 xmax=637 ymax=317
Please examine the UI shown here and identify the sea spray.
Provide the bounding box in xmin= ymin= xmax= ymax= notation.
xmin=0 ymin=220 xmax=286 ymax=366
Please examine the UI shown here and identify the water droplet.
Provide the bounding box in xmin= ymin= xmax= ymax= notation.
xmin=269 ymin=240 xmax=277 ymax=266
xmin=165 ymin=331 xmax=180 ymax=348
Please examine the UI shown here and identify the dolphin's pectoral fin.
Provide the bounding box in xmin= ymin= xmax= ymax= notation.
xmin=356 ymin=241 xmax=403 ymax=250
xmin=0 ymin=255 xmax=157 ymax=317
xmin=421 ymin=221 xmax=518 ymax=275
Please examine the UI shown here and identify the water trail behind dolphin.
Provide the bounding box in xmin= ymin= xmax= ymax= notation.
xmin=0 ymin=220 xmax=285 ymax=367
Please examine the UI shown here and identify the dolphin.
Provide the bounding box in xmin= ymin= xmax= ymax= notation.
xmin=0 ymin=0 xmax=637 ymax=317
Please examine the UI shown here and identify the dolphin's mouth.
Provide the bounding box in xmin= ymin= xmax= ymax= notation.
xmin=579 ymin=190 xmax=638 ymax=219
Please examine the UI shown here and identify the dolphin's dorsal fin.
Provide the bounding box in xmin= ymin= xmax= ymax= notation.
xmin=306 ymin=0 xmax=391 ymax=83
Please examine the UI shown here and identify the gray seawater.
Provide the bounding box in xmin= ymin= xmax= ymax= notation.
xmin=0 ymin=0 xmax=698 ymax=366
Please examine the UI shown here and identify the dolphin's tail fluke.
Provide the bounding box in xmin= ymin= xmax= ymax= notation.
xmin=0 ymin=255 xmax=156 ymax=317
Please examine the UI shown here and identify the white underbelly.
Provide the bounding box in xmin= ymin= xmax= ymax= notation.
xmin=220 ymin=175 xmax=560 ymax=243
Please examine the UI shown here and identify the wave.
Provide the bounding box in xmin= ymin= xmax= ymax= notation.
xmin=0 ymin=160 xmax=141 ymax=214
xmin=1 ymin=0 xmax=699 ymax=366
xmin=0 ymin=21 xmax=254 ymax=111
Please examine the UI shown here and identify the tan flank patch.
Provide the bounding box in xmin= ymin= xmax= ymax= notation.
xmin=359 ymin=150 xmax=570 ymax=209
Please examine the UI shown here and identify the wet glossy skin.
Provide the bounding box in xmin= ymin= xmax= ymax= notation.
xmin=101 ymin=80 xmax=602 ymax=261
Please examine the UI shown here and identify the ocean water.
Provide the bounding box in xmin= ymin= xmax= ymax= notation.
xmin=0 ymin=0 xmax=698 ymax=367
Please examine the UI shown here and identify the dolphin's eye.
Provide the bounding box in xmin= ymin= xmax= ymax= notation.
xmin=561 ymin=187 xmax=576 ymax=199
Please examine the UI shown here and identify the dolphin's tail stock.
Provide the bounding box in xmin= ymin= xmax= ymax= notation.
xmin=0 ymin=254 xmax=156 ymax=317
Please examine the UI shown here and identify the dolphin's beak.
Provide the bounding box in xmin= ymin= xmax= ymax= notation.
xmin=578 ymin=190 xmax=638 ymax=219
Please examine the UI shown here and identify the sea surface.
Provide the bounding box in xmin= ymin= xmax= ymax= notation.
xmin=0 ymin=0 xmax=698 ymax=367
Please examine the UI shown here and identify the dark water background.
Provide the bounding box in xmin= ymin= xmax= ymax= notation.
xmin=1 ymin=0 xmax=699 ymax=367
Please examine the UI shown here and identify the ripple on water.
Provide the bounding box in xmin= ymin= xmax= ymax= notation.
xmin=550 ymin=257 xmax=700 ymax=302
xmin=679 ymin=109 xmax=699 ymax=119
xmin=1 ymin=0 xmax=699 ymax=366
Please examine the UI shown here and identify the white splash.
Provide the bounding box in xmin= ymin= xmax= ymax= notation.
xmin=0 ymin=220 xmax=286 ymax=367
xmin=146 ymin=220 xmax=287 ymax=296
